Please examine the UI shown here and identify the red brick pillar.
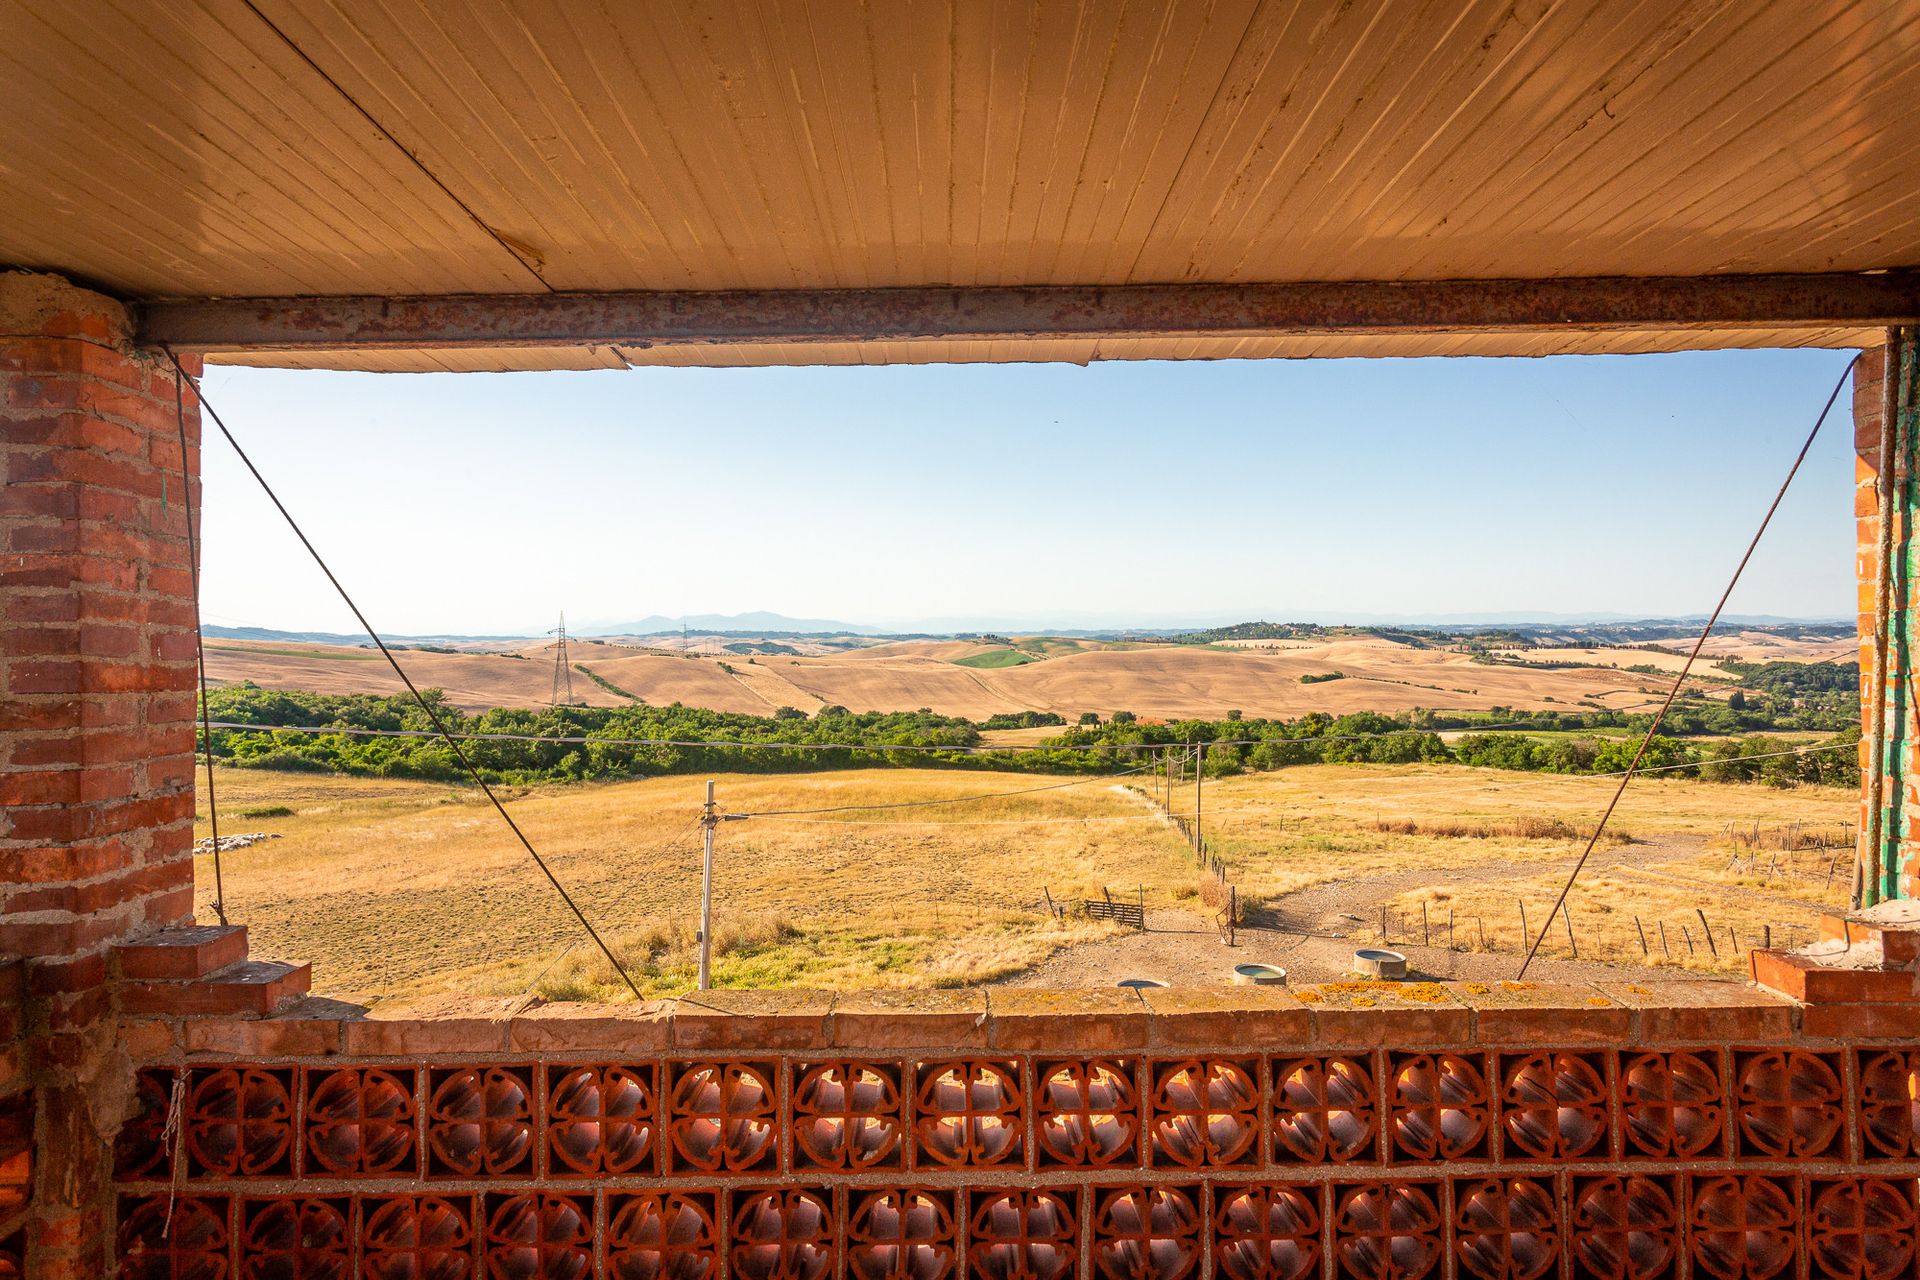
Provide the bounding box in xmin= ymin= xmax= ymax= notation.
xmin=1857 ymin=329 xmax=1920 ymax=904
xmin=1 ymin=270 xmax=201 ymax=1277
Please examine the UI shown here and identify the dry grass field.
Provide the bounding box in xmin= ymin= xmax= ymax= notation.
xmin=1194 ymin=767 xmax=1852 ymax=976
xmin=196 ymin=761 xmax=1853 ymax=1005
xmin=205 ymin=633 xmax=1719 ymax=718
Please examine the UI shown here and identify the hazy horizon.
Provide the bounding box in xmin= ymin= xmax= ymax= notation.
xmin=196 ymin=348 xmax=1860 ymax=636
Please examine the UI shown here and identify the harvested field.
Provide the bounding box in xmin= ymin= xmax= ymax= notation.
xmin=197 ymin=762 xmax=1851 ymax=1006
xmin=206 ymin=633 xmax=1695 ymax=718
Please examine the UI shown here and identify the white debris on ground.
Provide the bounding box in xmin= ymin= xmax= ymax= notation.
xmin=1794 ymin=936 xmax=1889 ymax=969
xmin=193 ymin=832 xmax=282 ymax=854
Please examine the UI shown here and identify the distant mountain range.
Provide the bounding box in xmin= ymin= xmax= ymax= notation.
xmin=205 ymin=610 xmax=1852 ymax=647
xmin=576 ymin=612 xmax=881 ymax=636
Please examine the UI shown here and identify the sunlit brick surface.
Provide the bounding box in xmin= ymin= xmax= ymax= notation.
xmin=110 ymin=1034 xmax=1920 ymax=1279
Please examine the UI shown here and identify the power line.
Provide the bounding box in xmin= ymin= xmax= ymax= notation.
xmin=166 ymin=352 xmax=643 ymax=1001
xmin=724 ymin=759 xmax=1164 ymax=818
xmin=1516 ymin=353 xmax=1861 ymax=979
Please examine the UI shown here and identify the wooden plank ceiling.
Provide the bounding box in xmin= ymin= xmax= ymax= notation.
xmin=3 ymin=0 xmax=1918 ymax=367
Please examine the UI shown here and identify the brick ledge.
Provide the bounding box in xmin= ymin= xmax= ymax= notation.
xmin=114 ymin=978 xmax=1814 ymax=1060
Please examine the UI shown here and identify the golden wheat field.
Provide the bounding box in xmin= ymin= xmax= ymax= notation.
xmin=195 ymin=762 xmax=1854 ymax=1004
xmin=204 ymin=633 xmax=1720 ymax=718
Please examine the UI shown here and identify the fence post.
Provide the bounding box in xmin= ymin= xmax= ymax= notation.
xmin=1697 ymin=909 xmax=1718 ymax=957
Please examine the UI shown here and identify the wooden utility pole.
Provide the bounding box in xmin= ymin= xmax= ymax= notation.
xmin=1194 ymin=743 xmax=1203 ymax=857
xmin=698 ymin=780 xmax=717 ymax=990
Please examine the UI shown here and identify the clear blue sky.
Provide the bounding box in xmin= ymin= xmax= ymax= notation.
xmin=196 ymin=348 xmax=1860 ymax=636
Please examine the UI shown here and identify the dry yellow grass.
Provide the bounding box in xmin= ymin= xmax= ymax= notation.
xmin=1387 ymin=858 xmax=1847 ymax=977
xmin=194 ymin=768 xmax=1190 ymax=1004
xmin=195 ymin=762 xmax=1853 ymax=1002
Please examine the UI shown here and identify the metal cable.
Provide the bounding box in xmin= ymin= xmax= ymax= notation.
xmin=171 ymin=364 xmax=227 ymax=925
xmin=163 ymin=352 xmax=642 ymax=999
xmin=725 ymin=759 xmax=1164 ymax=818
xmin=1516 ymin=353 xmax=1862 ymax=978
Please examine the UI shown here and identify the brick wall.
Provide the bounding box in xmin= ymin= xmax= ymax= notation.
xmin=106 ymin=982 xmax=1920 ymax=1280
xmin=1855 ymin=332 xmax=1920 ymax=904
xmin=1 ymin=270 xmax=204 ymax=1278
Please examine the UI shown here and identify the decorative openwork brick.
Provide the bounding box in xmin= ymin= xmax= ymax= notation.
xmin=1332 ymin=1182 xmax=1442 ymax=1280
xmin=1454 ymin=1177 xmax=1558 ymax=1280
xmin=187 ymin=1068 xmax=297 ymax=1179
xmin=304 ymin=1067 xmax=418 ymax=1177
xmin=1732 ymin=1050 xmax=1844 ymax=1159
xmin=1036 ymin=1060 xmax=1139 ymax=1168
xmin=1687 ymin=1175 xmax=1797 ymax=1280
xmin=968 ymin=1188 xmax=1078 ymax=1280
xmin=361 ymin=1194 xmax=475 ymax=1280
xmin=666 ymin=1062 xmax=778 ymax=1174
xmin=1570 ymin=1175 xmax=1679 ymax=1280
xmin=428 ymin=1066 xmax=535 ymax=1178
xmin=1808 ymin=1179 xmax=1917 ymax=1280
xmin=1148 ymin=1059 xmax=1259 ymax=1168
xmin=1272 ymin=1056 xmax=1376 ymax=1164
xmin=913 ymin=1061 xmax=1023 ymax=1169
xmin=1620 ymin=1052 xmax=1724 ymax=1160
xmin=118 ymin=1195 xmax=229 ymax=1280
xmin=114 ymin=1069 xmax=173 ymax=1180
xmin=792 ymin=1061 xmax=905 ymax=1170
xmin=1856 ymin=1050 xmax=1918 ymax=1159
xmin=607 ymin=1191 xmax=719 ymax=1280
xmin=847 ymin=1188 xmax=957 ymax=1280
xmin=484 ymin=1192 xmax=594 ymax=1280
xmin=1499 ymin=1052 xmax=1608 ymax=1161
xmin=1214 ymin=1184 xmax=1321 ymax=1280
xmin=1090 ymin=1185 xmax=1200 ymax=1280
xmin=241 ymin=1197 xmax=350 ymax=1280
xmin=547 ymin=1064 xmax=656 ymax=1177
xmin=729 ymin=1187 xmax=837 ymax=1280
xmin=1388 ymin=1053 xmax=1489 ymax=1162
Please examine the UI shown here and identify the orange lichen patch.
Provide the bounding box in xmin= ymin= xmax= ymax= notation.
xmin=1290 ymin=982 xmax=1461 ymax=1011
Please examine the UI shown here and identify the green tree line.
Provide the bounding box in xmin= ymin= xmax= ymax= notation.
xmin=202 ymin=683 xmax=1857 ymax=789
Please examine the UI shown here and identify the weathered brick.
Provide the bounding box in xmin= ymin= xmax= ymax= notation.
xmin=829 ymin=987 xmax=989 ymax=1048
xmin=507 ymin=1000 xmax=673 ymax=1052
xmin=988 ymin=987 xmax=1147 ymax=1052
xmin=669 ymin=988 xmax=834 ymax=1050
xmin=182 ymin=1007 xmax=345 ymax=1058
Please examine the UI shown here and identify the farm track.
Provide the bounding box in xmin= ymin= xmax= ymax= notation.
xmin=1005 ymin=831 xmax=1832 ymax=989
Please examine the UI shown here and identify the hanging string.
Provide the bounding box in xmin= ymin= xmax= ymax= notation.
xmin=171 ymin=361 xmax=227 ymax=925
xmin=724 ymin=758 xmax=1162 ymax=819
xmin=1516 ymin=353 xmax=1862 ymax=978
xmin=163 ymin=351 xmax=642 ymax=1000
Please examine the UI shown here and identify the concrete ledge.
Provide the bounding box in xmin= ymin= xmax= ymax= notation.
xmin=119 ymin=978 xmax=1860 ymax=1062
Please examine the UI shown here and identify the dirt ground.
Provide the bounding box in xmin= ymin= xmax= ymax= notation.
xmin=1008 ymin=830 xmax=1836 ymax=989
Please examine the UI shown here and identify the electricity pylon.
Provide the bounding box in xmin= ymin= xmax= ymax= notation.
xmin=549 ymin=612 xmax=578 ymax=706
